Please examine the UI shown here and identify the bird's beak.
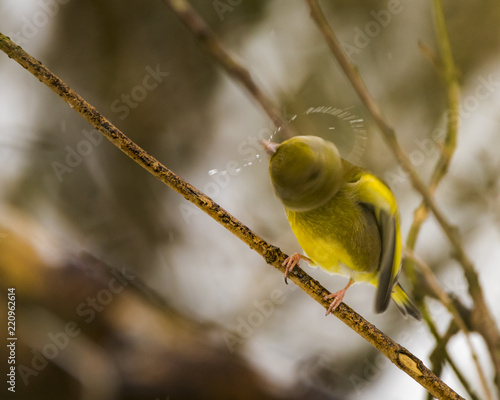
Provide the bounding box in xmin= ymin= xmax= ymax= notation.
xmin=261 ymin=139 xmax=279 ymax=156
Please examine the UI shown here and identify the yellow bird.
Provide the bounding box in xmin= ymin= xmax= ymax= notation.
xmin=263 ymin=135 xmax=420 ymax=318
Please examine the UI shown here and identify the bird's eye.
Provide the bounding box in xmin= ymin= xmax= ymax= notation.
xmin=308 ymin=169 xmax=320 ymax=181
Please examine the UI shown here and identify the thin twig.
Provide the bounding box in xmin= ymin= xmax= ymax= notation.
xmin=406 ymin=0 xmax=460 ymax=260
xmin=161 ymin=0 xmax=293 ymax=139
xmin=426 ymin=317 xmax=481 ymax=400
xmin=304 ymin=0 xmax=500 ymax=392
xmin=405 ymin=1 xmax=492 ymax=398
xmin=0 ymin=33 xmax=464 ymax=400
xmin=303 ymin=0 xmax=456 ymax=245
xmin=405 ymin=248 xmax=491 ymax=399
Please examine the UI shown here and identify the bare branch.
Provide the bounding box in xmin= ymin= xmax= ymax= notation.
xmin=405 ymin=1 xmax=492 ymax=398
xmin=405 ymin=248 xmax=491 ymax=399
xmin=427 ymin=319 xmax=481 ymax=400
xmin=304 ymin=0 xmax=500 ymax=392
xmin=161 ymin=0 xmax=293 ymax=139
xmin=0 ymin=32 xmax=465 ymax=400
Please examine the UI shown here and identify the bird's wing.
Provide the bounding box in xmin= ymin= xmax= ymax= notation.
xmin=351 ymin=172 xmax=402 ymax=313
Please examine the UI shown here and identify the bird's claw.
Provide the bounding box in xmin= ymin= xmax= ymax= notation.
xmin=324 ymin=291 xmax=346 ymax=315
xmin=323 ymin=279 xmax=354 ymax=316
xmin=282 ymin=253 xmax=302 ymax=284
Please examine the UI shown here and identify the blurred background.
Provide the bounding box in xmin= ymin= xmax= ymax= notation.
xmin=1 ymin=1 xmax=500 ymax=399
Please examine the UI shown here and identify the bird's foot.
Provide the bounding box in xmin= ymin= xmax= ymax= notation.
xmin=282 ymin=253 xmax=312 ymax=284
xmin=324 ymin=279 xmax=354 ymax=315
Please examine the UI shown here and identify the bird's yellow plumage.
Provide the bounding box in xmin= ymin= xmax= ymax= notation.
xmin=263 ymin=135 xmax=420 ymax=318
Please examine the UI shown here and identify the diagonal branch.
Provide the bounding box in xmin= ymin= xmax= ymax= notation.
xmin=405 ymin=248 xmax=490 ymax=399
xmin=427 ymin=318 xmax=480 ymax=400
xmin=303 ymin=0 xmax=456 ymax=242
xmin=406 ymin=1 xmax=492 ymax=398
xmin=406 ymin=0 xmax=460 ymax=256
xmin=161 ymin=0 xmax=293 ymax=139
xmin=0 ymin=32 xmax=464 ymax=400
xmin=304 ymin=0 xmax=500 ymax=391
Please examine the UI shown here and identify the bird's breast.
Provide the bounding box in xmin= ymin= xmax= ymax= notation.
xmin=285 ymin=190 xmax=381 ymax=280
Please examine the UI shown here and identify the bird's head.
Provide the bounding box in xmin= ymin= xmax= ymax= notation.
xmin=262 ymin=135 xmax=344 ymax=211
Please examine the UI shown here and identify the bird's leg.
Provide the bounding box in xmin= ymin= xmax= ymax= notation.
xmin=282 ymin=253 xmax=312 ymax=284
xmin=324 ymin=278 xmax=355 ymax=315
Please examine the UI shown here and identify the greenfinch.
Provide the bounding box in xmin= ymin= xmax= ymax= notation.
xmin=262 ymin=135 xmax=420 ymax=319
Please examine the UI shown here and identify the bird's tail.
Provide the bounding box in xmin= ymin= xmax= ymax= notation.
xmin=391 ymin=283 xmax=421 ymax=320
